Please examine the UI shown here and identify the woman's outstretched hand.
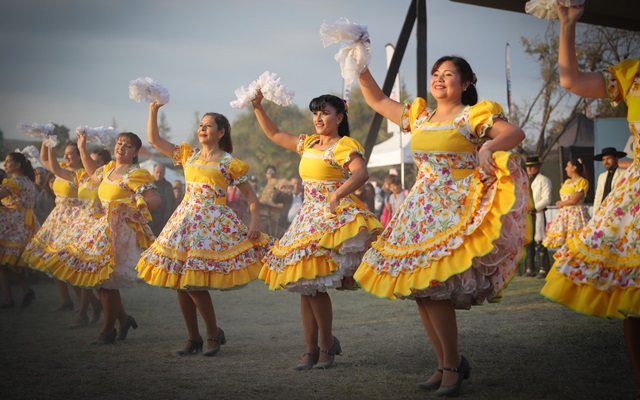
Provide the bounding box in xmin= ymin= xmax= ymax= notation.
xmin=251 ymin=90 xmax=264 ymax=108
xmin=150 ymin=100 xmax=165 ymax=112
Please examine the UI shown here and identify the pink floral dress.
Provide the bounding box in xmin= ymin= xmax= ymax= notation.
xmin=0 ymin=176 xmax=39 ymax=269
xmin=355 ymin=99 xmax=531 ymax=308
xmin=136 ymin=143 xmax=271 ymax=291
xmin=541 ymin=59 xmax=640 ymax=319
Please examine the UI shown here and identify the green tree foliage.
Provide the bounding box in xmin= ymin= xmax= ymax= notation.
xmin=53 ymin=124 xmax=71 ymax=158
xmin=231 ymin=102 xmax=306 ymax=182
xmin=514 ymin=24 xmax=640 ymax=159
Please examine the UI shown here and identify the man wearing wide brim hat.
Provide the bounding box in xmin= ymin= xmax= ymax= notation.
xmin=593 ymin=147 xmax=627 ymax=212
xmin=524 ymin=156 xmax=553 ymax=278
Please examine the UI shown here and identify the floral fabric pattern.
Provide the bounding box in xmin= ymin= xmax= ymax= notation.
xmin=0 ymin=176 xmax=39 ymax=267
xmin=45 ymin=162 xmax=156 ymax=289
xmin=260 ymin=135 xmax=382 ymax=295
xmin=542 ymin=59 xmax=640 ymax=319
xmin=21 ymin=172 xmax=83 ymax=272
xmin=542 ymin=178 xmax=590 ymax=248
xmin=354 ymin=99 xmax=531 ymax=308
xmin=136 ymin=143 xmax=271 ymax=291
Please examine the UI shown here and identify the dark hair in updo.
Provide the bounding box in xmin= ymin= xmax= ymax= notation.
xmin=431 ymin=55 xmax=478 ymax=106
xmin=91 ymin=148 xmax=112 ymax=165
xmin=569 ymin=157 xmax=587 ymax=178
xmin=308 ymin=94 xmax=350 ymax=137
xmin=8 ymin=152 xmax=36 ymax=182
xmin=203 ymin=112 xmax=233 ymax=154
xmin=117 ymin=132 xmax=142 ymax=164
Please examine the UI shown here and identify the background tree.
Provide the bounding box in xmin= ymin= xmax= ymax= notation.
xmin=53 ymin=124 xmax=71 ymax=158
xmin=513 ymin=23 xmax=639 ymax=159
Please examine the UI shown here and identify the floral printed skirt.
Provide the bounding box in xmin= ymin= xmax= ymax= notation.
xmin=136 ymin=197 xmax=271 ymax=291
xmin=21 ymin=197 xmax=82 ymax=272
xmin=259 ymin=180 xmax=382 ymax=295
xmin=542 ymin=205 xmax=590 ymax=249
xmin=46 ymin=203 xmax=153 ymax=289
xmin=541 ymin=159 xmax=640 ymax=319
xmin=355 ymin=152 xmax=531 ymax=308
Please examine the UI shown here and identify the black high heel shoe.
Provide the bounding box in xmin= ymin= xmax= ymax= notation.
xmin=313 ymin=336 xmax=342 ymax=369
xmin=203 ymin=328 xmax=226 ymax=356
xmin=417 ymin=368 xmax=443 ymax=390
xmin=292 ymin=350 xmax=320 ymax=371
xmin=89 ymin=328 xmax=117 ymax=345
xmin=435 ymin=356 xmax=471 ymax=397
xmin=117 ymin=315 xmax=138 ymax=341
xmin=177 ymin=337 xmax=204 ymax=356
xmin=21 ymin=289 xmax=35 ymax=308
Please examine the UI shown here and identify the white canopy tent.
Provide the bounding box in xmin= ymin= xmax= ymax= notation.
xmin=367 ymin=132 xmax=412 ymax=168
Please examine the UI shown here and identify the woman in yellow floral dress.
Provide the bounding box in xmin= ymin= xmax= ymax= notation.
xmin=355 ymin=55 xmax=529 ymax=397
xmin=46 ymin=132 xmax=160 ymax=345
xmin=137 ymin=101 xmax=270 ymax=356
xmin=252 ymin=92 xmax=382 ymax=370
xmin=541 ymin=4 xmax=640 ymax=398
xmin=22 ymin=142 xmax=84 ymax=311
xmin=46 ymin=139 xmax=111 ymax=329
xmin=542 ymin=157 xmax=590 ymax=249
xmin=0 ymin=152 xmax=38 ymax=308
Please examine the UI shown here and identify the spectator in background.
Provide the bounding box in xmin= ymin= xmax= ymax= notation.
xmin=524 ymin=156 xmax=553 ymax=278
xmin=149 ymin=164 xmax=177 ymax=236
xmin=286 ymin=176 xmax=303 ymax=227
xmin=227 ymin=184 xmax=248 ymax=223
xmin=249 ymin=175 xmax=258 ymax=192
xmin=593 ymin=147 xmax=626 ymax=213
xmin=33 ymin=170 xmax=56 ymax=225
xmin=355 ymin=182 xmax=376 ymax=213
xmin=173 ymin=180 xmax=184 ymax=206
xmin=34 ymin=167 xmax=47 ymax=193
xmin=385 ymin=174 xmax=405 ymax=218
xmin=272 ymin=178 xmax=293 ymax=237
xmin=258 ymin=165 xmax=282 ymax=236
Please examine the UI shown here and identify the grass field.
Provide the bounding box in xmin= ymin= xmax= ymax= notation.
xmin=0 ymin=275 xmax=632 ymax=399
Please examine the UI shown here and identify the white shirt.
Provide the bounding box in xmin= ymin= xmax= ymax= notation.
xmin=530 ymin=173 xmax=552 ymax=242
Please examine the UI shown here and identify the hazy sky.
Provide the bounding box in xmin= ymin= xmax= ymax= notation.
xmin=0 ymin=0 xmax=551 ymax=145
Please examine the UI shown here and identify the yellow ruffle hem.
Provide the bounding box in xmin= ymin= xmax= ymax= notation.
xmin=355 ymin=151 xmax=531 ymax=302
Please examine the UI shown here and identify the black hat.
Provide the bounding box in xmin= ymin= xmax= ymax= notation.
xmin=525 ymin=156 xmax=542 ymax=166
xmin=594 ymin=147 xmax=627 ymax=161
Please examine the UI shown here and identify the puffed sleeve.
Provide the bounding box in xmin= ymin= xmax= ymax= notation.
xmin=227 ymin=158 xmax=250 ymax=186
xmin=95 ymin=161 xmax=115 ymax=183
xmin=1 ymin=177 xmax=20 ymax=196
xmin=74 ymin=168 xmax=86 ymax=185
xmin=468 ymin=100 xmax=507 ymax=141
xmin=128 ymin=167 xmax=156 ymax=222
xmin=576 ymin=177 xmax=589 ymax=193
xmin=334 ymin=136 xmax=366 ymax=169
xmin=128 ymin=168 xmax=156 ymax=195
xmin=401 ymin=98 xmax=433 ymax=134
xmin=602 ymin=59 xmax=640 ymax=116
xmin=172 ymin=142 xmax=195 ymax=166
xmin=296 ymin=134 xmax=314 ymax=155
